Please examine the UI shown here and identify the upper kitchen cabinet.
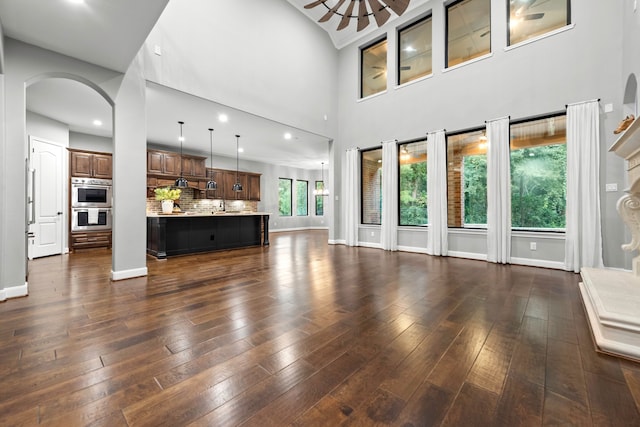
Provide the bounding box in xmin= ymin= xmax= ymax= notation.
xmin=147 ymin=149 xmax=205 ymax=178
xmin=248 ymin=174 xmax=261 ymax=201
xmin=222 ymin=171 xmax=248 ymax=200
xmin=69 ymin=149 xmax=112 ymax=179
xmin=181 ymin=155 xmax=206 ymax=178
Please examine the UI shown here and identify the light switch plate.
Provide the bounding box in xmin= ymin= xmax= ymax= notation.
xmin=606 ymin=183 xmax=618 ymax=192
xmin=604 ymin=103 xmax=613 ymax=113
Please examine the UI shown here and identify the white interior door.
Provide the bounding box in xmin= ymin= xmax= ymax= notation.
xmin=29 ymin=137 xmax=64 ymax=259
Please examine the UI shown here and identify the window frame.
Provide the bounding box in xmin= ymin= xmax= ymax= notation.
xmin=278 ymin=178 xmax=292 ymax=217
xmin=296 ymin=179 xmax=308 ymax=217
xmin=361 ymin=147 xmax=383 ymax=225
xmin=445 ymin=0 xmax=491 ymax=69
xmin=360 ymin=36 xmax=388 ymax=99
xmin=397 ymin=13 xmax=433 ymax=86
xmin=507 ymin=0 xmax=571 ymax=47
xmin=397 ymin=138 xmax=428 ymax=227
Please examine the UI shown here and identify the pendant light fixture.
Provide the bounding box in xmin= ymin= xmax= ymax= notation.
xmin=232 ymin=134 xmax=243 ymax=192
xmin=313 ymin=162 xmax=330 ymax=196
xmin=205 ymin=128 xmax=218 ymax=190
xmin=175 ymin=121 xmax=188 ymax=188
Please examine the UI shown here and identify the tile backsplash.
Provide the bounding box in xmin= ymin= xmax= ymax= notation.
xmin=146 ymin=188 xmax=258 ymax=214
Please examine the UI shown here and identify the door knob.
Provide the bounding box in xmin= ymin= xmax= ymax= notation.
xmin=57 ymin=212 xmax=63 ymax=215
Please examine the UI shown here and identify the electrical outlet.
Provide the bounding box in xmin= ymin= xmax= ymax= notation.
xmin=371 ymin=231 xmax=375 ymax=237
xmin=606 ymin=183 xmax=618 ymax=192
xmin=530 ymin=242 xmax=537 ymax=251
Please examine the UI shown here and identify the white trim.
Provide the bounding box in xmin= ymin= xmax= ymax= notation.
xmin=442 ymin=53 xmax=493 ymax=74
xmin=270 ymin=226 xmax=329 ymax=233
xmin=505 ymin=24 xmax=575 ymax=52
xmin=398 ymin=245 xmax=430 ymax=254
xmin=447 ymin=228 xmax=487 ymax=236
xmin=359 ymin=224 xmax=381 ymax=229
xmin=0 ymin=282 xmax=29 ymax=301
xmin=398 ymin=225 xmax=429 ymax=232
xmin=511 ymin=230 xmax=566 ymax=240
xmin=328 ymin=239 xmax=346 ymax=245
xmin=510 ymin=257 xmax=565 ymax=270
xmin=394 ymin=73 xmax=433 ymax=91
xmin=448 ymin=251 xmax=488 ymax=261
xmin=357 ymin=90 xmax=387 ymax=103
xmin=359 ymin=241 xmax=382 ymax=249
xmin=111 ymin=267 xmax=148 ymax=281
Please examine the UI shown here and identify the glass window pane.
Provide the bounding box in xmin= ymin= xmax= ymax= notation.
xmin=509 ymin=0 xmax=570 ymax=46
xmin=296 ymin=180 xmax=308 ymax=216
xmin=362 ymin=148 xmax=383 ymax=225
xmin=447 ymin=129 xmax=487 ymax=227
xmin=278 ymin=178 xmax=292 ymax=216
xmin=361 ymin=38 xmax=387 ymax=98
xmin=510 ymin=115 xmax=567 ymax=229
xmin=399 ymin=140 xmax=428 ymax=226
xmin=398 ymin=16 xmax=432 ymax=85
xmin=315 ymin=181 xmax=324 ymax=216
xmin=446 ymin=0 xmax=491 ymax=68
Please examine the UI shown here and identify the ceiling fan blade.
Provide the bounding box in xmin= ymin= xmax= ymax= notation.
xmin=372 ymin=65 xmax=385 ymax=69
xmin=380 ymin=0 xmax=409 ymax=17
xmin=368 ymin=0 xmax=391 ymax=27
xmin=337 ymin=0 xmax=357 ymax=31
xmin=373 ymin=71 xmax=384 ymax=79
xmin=304 ymin=0 xmax=327 ymax=9
xmin=400 ymin=66 xmax=411 ymax=70
xmin=318 ymin=0 xmax=346 ymax=22
xmin=357 ymin=0 xmax=370 ymax=32
xmin=480 ymin=30 xmax=490 ymax=37
xmin=523 ymin=12 xmax=545 ymax=20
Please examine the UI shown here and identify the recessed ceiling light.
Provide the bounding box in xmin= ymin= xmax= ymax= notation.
xmin=92 ymin=119 xmax=102 ymax=126
xmin=238 ymin=147 xmax=244 ymax=153
xmin=68 ymin=0 xmax=85 ymax=4
xmin=219 ymin=114 xmax=228 ymax=123
xmin=284 ymin=132 xmax=292 ymax=140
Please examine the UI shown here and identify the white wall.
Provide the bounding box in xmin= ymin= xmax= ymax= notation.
xmin=332 ymin=0 xmax=628 ymax=269
xmin=69 ymin=131 xmax=112 ymax=153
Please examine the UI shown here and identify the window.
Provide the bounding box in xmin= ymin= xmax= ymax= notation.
xmin=296 ymin=180 xmax=308 ymax=216
xmin=447 ymin=129 xmax=487 ymax=227
xmin=398 ymin=15 xmax=433 ymax=85
xmin=315 ymin=181 xmax=324 ymax=216
xmin=361 ymin=148 xmax=383 ymax=224
xmin=446 ymin=0 xmax=491 ymax=68
xmin=508 ymin=0 xmax=570 ymax=46
xmin=510 ymin=114 xmax=566 ymax=229
xmin=278 ymin=178 xmax=292 ymax=216
xmin=361 ymin=38 xmax=387 ymax=98
xmin=399 ymin=140 xmax=428 ymax=226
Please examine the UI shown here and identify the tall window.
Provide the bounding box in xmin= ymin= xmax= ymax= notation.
xmin=361 ymin=38 xmax=387 ymax=98
xmin=362 ymin=148 xmax=383 ymax=225
xmin=508 ymin=0 xmax=571 ymax=46
xmin=510 ymin=114 xmax=567 ymax=229
xmin=398 ymin=15 xmax=433 ymax=85
xmin=447 ymin=129 xmax=487 ymax=227
xmin=278 ymin=178 xmax=292 ymax=216
xmin=315 ymin=181 xmax=324 ymax=216
xmin=296 ymin=180 xmax=308 ymax=216
xmin=399 ymin=140 xmax=428 ymax=226
xmin=446 ymin=0 xmax=491 ymax=68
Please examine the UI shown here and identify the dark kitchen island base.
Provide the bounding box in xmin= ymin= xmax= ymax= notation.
xmin=147 ymin=213 xmax=269 ymax=259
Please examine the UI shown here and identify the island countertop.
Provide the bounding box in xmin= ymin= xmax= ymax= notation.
xmin=147 ymin=211 xmax=271 ymax=218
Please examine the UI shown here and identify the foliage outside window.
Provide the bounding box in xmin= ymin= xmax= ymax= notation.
xmin=398 ymin=15 xmax=433 ymax=85
xmin=362 ymin=148 xmax=383 ymax=225
xmin=508 ymin=0 xmax=570 ymax=46
xmin=447 ymin=129 xmax=487 ymax=227
xmin=399 ymin=140 xmax=428 ymax=226
xmin=510 ymin=114 xmax=566 ymax=229
xmin=361 ymin=38 xmax=387 ymax=98
xmin=446 ymin=0 xmax=491 ymax=68
xmin=278 ymin=178 xmax=292 ymax=216
xmin=296 ymin=180 xmax=308 ymax=216
xmin=315 ymin=181 xmax=324 ymax=216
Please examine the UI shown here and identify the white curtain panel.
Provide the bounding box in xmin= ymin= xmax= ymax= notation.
xmin=427 ymin=130 xmax=448 ymax=256
xmin=381 ymin=140 xmax=398 ymax=251
xmin=486 ymin=117 xmax=511 ymax=264
xmin=345 ymin=148 xmax=359 ymax=247
xmin=565 ymin=100 xmax=604 ymax=272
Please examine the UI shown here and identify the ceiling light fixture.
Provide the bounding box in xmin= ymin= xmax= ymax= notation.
xmin=284 ymin=132 xmax=292 ymax=140
xmin=68 ymin=0 xmax=85 ymax=4
xmin=232 ymin=135 xmax=243 ymax=192
xmin=175 ymin=121 xmax=188 ymax=188
xmin=206 ymin=128 xmax=218 ymax=190
xmin=219 ymin=114 xmax=228 ymax=123
xmin=93 ymin=119 xmax=102 ymax=126
xmin=304 ymin=0 xmax=410 ymax=32
xmin=313 ymin=162 xmax=330 ymax=196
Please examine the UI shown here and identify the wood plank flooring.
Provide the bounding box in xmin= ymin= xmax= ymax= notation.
xmin=2 ymin=230 xmax=640 ymax=426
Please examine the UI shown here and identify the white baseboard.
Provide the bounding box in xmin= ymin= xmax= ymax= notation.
xmin=0 ymin=282 xmax=29 ymax=301
xmin=328 ymin=239 xmax=346 ymax=245
xmin=448 ymin=251 xmax=488 ymax=261
xmin=359 ymin=242 xmax=382 ymax=249
xmin=111 ymin=267 xmax=148 ymax=281
xmin=510 ymin=257 xmax=565 ymax=270
xmin=270 ymin=226 xmax=329 ymax=233
xmin=398 ymin=245 xmax=430 ymax=254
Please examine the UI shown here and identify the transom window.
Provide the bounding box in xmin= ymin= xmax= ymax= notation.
xmin=361 ymin=38 xmax=387 ymax=98
xmin=399 ymin=140 xmax=428 ymax=226
xmin=398 ymin=15 xmax=433 ymax=85
xmin=446 ymin=0 xmax=491 ymax=68
xmin=508 ymin=0 xmax=571 ymax=46
xmin=361 ymin=148 xmax=383 ymax=225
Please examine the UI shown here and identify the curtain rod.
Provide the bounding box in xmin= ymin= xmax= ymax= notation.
xmin=565 ymin=98 xmax=601 ymax=108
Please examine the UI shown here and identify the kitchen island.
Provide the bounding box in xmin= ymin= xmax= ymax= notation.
xmin=147 ymin=212 xmax=270 ymax=259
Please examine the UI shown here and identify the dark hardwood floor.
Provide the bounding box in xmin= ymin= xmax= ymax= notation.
xmin=2 ymin=230 xmax=640 ymax=426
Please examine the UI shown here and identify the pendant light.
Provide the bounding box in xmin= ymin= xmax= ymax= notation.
xmin=232 ymin=134 xmax=243 ymax=192
xmin=313 ymin=162 xmax=330 ymax=196
xmin=175 ymin=121 xmax=188 ymax=188
xmin=205 ymin=128 xmax=218 ymax=190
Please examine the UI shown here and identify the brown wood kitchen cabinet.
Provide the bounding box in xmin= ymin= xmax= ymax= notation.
xmin=247 ymin=173 xmax=261 ymax=201
xmin=69 ymin=149 xmax=112 ymax=179
xmin=147 ymin=149 xmax=206 ymax=178
xmin=222 ymin=171 xmax=248 ymax=200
